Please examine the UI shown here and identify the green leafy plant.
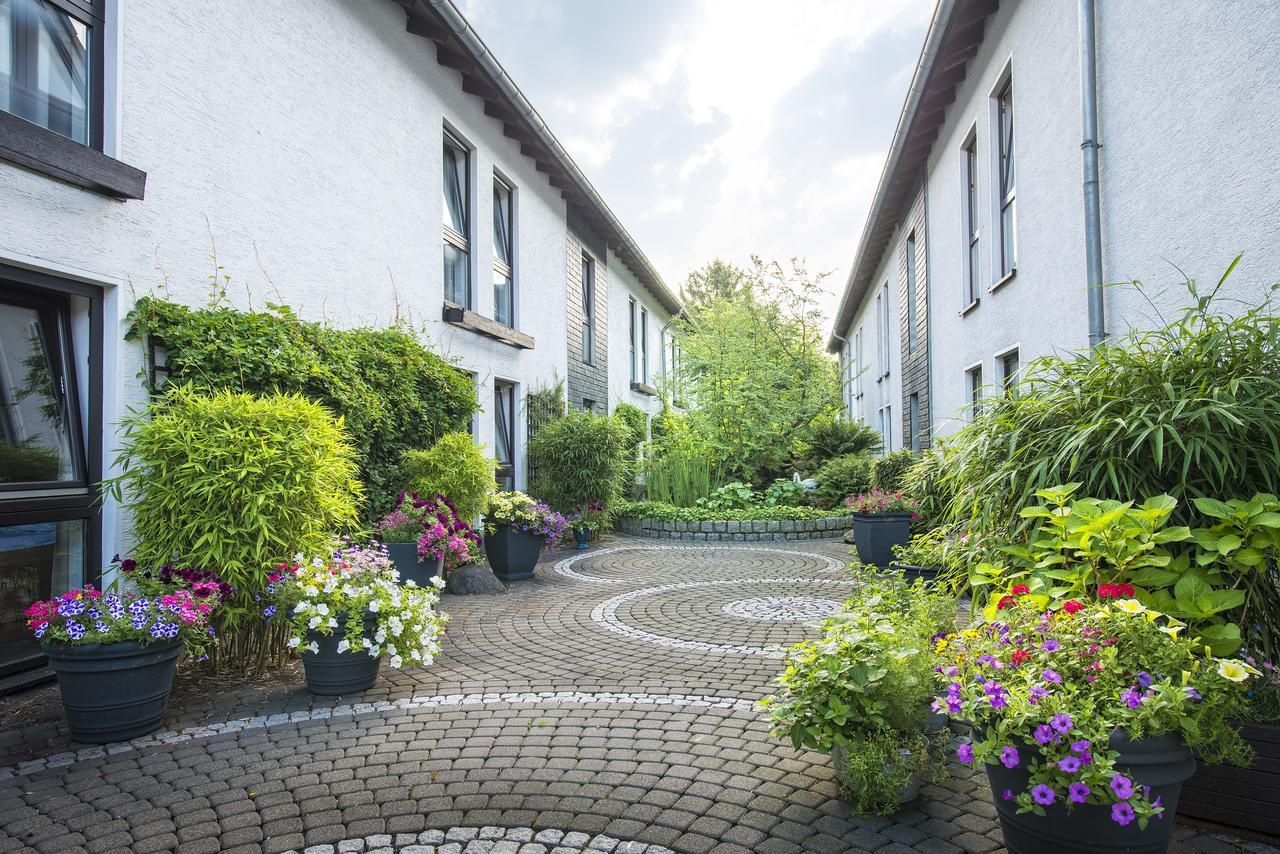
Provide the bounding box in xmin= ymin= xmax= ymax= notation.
xmin=838 ymin=729 xmax=941 ymax=816
xmin=614 ymin=499 xmax=842 ymax=523
xmin=874 ymin=450 xmax=916 ymax=492
xmin=1189 ymin=494 xmax=1280 ymax=659
xmin=845 ymin=488 xmax=919 ymax=515
xmin=812 ymin=453 xmax=875 ymax=509
xmin=801 ymin=419 xmax=883 ymax=469
xmin=696 ymin=481 xmax=758 ymax=512
xmin=644 ymin=443 xmax=722 ymax=507
xmin=126 ymin=296 xmax=477 ymax=516
xmin=613 ymin=403 xmax=648 ymax=447
xmin=400 ymin=432 xmax=498 ymax=522
xmin=763 ymin=478 xmax=809 ymax=507
xmin=107 ymin=386 xmax=363 ymax=672
xmin=528 ymin=411 xmax=630 ymax=517
xmin=902 ymin=443 xmax=953 ymax=530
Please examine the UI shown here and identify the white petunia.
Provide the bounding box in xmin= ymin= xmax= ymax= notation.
xmin=293 ymin=602 xmax=308 ymax=614
xmin=306 ymin=641 xmax=319 ymax=654
xmin=308 ymin=616 xmax=322 ymax=629
xmin=389 ymin=655 xmax=403 ymax=668
xmin=287 ymin=636 xmax=300 ymax=648
xmin=431 ymin=575 xmax=446 ymax=589
xmin=316 ymin=603 xmax=329 ymax=616
xmin=336 ymin=639 xmax=350 ymax=653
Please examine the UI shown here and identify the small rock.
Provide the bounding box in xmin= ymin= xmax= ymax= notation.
xmin=446 ymin=564 xmax=507 ymax=595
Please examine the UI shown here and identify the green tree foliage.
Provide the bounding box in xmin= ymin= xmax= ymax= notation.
xmin=528 ymin=411 xmax=631 ymax=514
xmin=673 ymin=258 xmax=842 ymax=483
xmin=800 ymin=419 xmax=882 ymax=471
xmin=126 ymin=297 xmax=477 ymax=516
xmin=874 ymin=450 xmax=916 ymax=492
xmin=681 ymin=259 xmax=750 ymax=310
xmin=400 ymin=432 xmax=498 ymax=522
xmin=813 ymin=453 xmax=875 ymax=509
xmin=613 ymin=403 xmax=648 ymax=448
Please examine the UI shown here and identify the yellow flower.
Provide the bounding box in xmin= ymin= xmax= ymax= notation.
xmin=935 ymin=638 xmax=949 ymax=652
xmin=1114 ymin=599 xmax=1147 ymax=615
xmin=1216 ymin=659 xmax=1258 ymax=682
xmin=1159 ymin=625 xmax=1183 ymax=639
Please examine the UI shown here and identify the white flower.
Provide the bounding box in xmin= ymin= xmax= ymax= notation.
xmin=328 ymin=618 xmax=338 ymax=628
xmin=308 ymin=616 xmax=322 ymax=629
xmin=336 ymin=639 xmax=350 ymax=653
xmin=316 ymin=603 xmax=329 ymax=616
xmin=368 ymin=600 xmax=381 ymax=613
xmin=287 ymin=636 xmax=301 ymax=649
xmin=361 ymin=637 xmax=372 ymax=649
xmin=306 ymin=641 xmax=319 ymax=654
xmin=431 ymin=575 xmax=446 ymax=589
xmin=304 ymin=585 xmax=319 ymax=597
xmin=375 ymin=628 xmax=387 ymax=644
xmin=367 ymin=644 xmax=381 ymax=657
xmin=389 ymin=655 xmax=403 ymax=668
xmin=1217 ymin=659 xmax=1259 ymax=682
xmin=387 ymin=643 xmax=397 ymax=656
xmin=293 ymin=602 xmax=308 ymax=614
xmin=422 ymin=655 xmax=434 ymax=666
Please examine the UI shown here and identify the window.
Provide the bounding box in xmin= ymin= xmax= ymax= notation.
xmin=879 ymin=403 xmax=893 ymax=453
xmin=1000 ymin=349 xmax=1020 ymax=396
xmin=492 ymin=176 xmax=514 ymax=326
xmin=640 ymin=306 xmax=649 ymax=384
xmin=580 ymin=254 xmax=594 ymax=364
xmin=1 ymin=0 xmax=100 ymax=147
xmin=967 ymin=365 xmax=983 ymax=419
xmin=909 ymin=394 xmax=921 ymax=452
xmin=996 ymin=78 xmax=1016 ymax=278
xmin=962 ymin=133 xmax=980 ymax=305
xmin=494 ymin=381 xmax=515 ymax=491
xmin=628 ymin=297 xmax=636 ymax=382
xmin=669 ymin=338 xmax=682 ymax=405
xmin=582 ymin=398 xmax=595 ymax=412
xmin=904 ymin=233 xmax=919 ymax=354
xmin=442 ymin=132 xmax=471 ymax=308
xmin=878 ymin=283 xmax=891 ymax=378
xmin=853 ymin=326 xmax=864 ymax=400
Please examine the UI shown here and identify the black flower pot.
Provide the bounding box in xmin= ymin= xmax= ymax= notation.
xmin=889 ymin=562 xmax=942 ymax=583
xmin=1179 ymin=722 xmax=1280 ymax=835
xmin=573 ymin=526 xmax=590 ymax=550
xmin=484 ymin=524 xmax=545 ymax=581
xmin=984 ymin=731 xmax=1196 ymax=854
xmin=301 ymin=613 xmax=381 ymax=696
xmin=384 ymin=542 xmax=443 ymax=587
xmin=851 ymin=512 xmax=912 ymax=569
xmin=41 ymin=638 xmax=183 ymax=744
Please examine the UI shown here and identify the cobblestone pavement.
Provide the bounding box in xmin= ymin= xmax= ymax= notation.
xmin=0 ymin=537 xmax=1275 ymax=853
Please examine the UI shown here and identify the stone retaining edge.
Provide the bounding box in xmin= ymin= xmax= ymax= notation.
xmin=613 ymin=516 xmax=854 ymax=541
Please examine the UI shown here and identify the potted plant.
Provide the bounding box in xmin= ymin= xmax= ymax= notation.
xmin=846 ymin=488 xmax=919 ymax=569
xmin=572 ymin=502 xmax=607 ymax=550
xmin=25 ymin=559 xmax=224 ymax=743
xmin=935 ymin=593 xmax=1257 ymax=854
xmin=483 ymin=491 xmax=569 ymax=582
xmin=267 ymin=543 xmax=448 ymax=695
xmin=762 ymin=575 xmax=955 ymax=815
xmin=889 ymin=525 xmax=964 ymax=583
xmin=373 ymin=492 xmax=439 ymax=585
xmin=416 ymin=493 xmax=484 ymax=578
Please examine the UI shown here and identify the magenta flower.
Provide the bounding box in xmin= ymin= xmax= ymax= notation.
xmin=1110 ymin=774 xmax=1133 ymax=799
xmin=1068 ymin=782 xmax=1091 ymax=804
xmin=999 ymin=746 xmax=1020 ymax=769
xmin=1031 ymin=784 xmax=1055 ymax=806
xmin=1058 ymin=756 xmax=1082 ymax=774
xmin=1111 ymin=801 xmax=1136 ymax=826
xmin=1121 ymin=686 xmax=1145 ymax=708
xmin=956 ymin=743 xmax=974 ymax=764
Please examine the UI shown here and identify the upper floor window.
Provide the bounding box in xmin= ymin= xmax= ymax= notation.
xmin=442 ymin=132 xmax=471 ymax=308
xmin=962 ymin=132 xmax=980 ymax=305
xmin=878 ymin=283 xmax=891 ymax=378
xmin=640 ymin=306 xmax=649 ymax=383
xmin=853 ymin=326 xmax=864 ymax=400
xmin=492 ymin=175 xmax=514 ymax=326
xmin=905 ymin=232 xmax=918 ymax=354
xmin=580 ymin=254 xmax=595 ymax=364
xmin=2 ymin=0 xmax=101 ymax=147
xmin=996 ymin=78 xmax=1016 ymax=278
xmin=628 ymin=297 xmax=637 ymax=382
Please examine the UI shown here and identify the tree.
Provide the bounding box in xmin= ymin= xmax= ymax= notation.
xmin=672 ymin=258 xmax=842 ymax=483
xmin=681 ymin=259 xmax=750 ymax=310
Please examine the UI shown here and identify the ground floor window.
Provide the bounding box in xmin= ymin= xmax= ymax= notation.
xmin=494 ymin=380 xmax=515 ymax=491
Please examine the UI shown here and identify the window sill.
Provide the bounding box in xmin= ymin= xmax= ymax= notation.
xmin=959 ymin=298 xmax=981 ymax=318
xmin=0 ymin=111 xmax=146 ymax=199
xmin=630 ymin=381 xmax=658 ymax=397
xmin=442 ymin=302 xmax=534 ymax=349
xmin=989 ymin=268 xmax=1016 ymax=294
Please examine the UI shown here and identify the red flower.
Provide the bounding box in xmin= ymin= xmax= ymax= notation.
xmin=1098 ymin=583 xmax=1134 ymax=599
xmin=1011 ymin=584 xmax=1031 ymax=596
xmin=1011 ymin=649 xmax=1031 ymax=665
xmin=1061 ymin=600 xmax=1084 ymax=614
xmin=997 ymin=595 xmax=1018 ymax=611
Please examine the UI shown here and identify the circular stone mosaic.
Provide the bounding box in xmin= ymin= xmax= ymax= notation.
xmin=300 ymin=827 xmax=673 ymax=853
xmin=721 ymin=595 xmax=842 ymax=622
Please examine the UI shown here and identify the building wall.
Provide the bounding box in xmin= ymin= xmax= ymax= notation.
xmin=606 ymin=251 xmax=671 ymax=424
xmin=845 ymin=228 xmax=905 ymax=453
xmin=897 ymin=182 xmax=930 ymax=450
xmin=565 ymin=221 xmax=609 ymax=411
xmin=0 ymin=0 xmax=581 ymax=556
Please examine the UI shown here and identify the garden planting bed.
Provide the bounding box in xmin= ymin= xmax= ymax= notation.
xmin=615 ymin=515 xmax=853 ymax=541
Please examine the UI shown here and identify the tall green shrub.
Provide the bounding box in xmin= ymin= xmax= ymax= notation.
xmin=645 ymin=445 xmax=722 ymax=506
xmin=801 ymin=420 xmax=882 ymax=469
xmin=400 ymin=432 xmax=498 ymax=522
xmin=874 ymin=450 xmax=916 ymax=492
xmin=613 ymin=403 xmax=648 ymax=447
xmin=126 ymin=297 xmax=477 ymax=515
xmin=528 ymin=411 xmax=630 ymax=514
xmin=813 ymin=453 xmax=875 ymax=509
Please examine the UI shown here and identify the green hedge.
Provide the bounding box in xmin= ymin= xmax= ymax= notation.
xmin=528 ymin=410 xmax=631 ymax=514
xmin=127 ymin=297 xmax=477 ymax=515
xmin=614 ymin=499 xmax=844 ymax=523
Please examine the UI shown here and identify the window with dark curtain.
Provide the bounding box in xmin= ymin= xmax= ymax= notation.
xmin=1001 ymin=349 xmax=1020 ymax=396
xmin=997 ymin=78 xmax=1017 ymax=277
xmin=442 ymin=133 xmax=470 ymax=307
xmin=492 ymin=176 xmax=514 ymax=327
xmin=580 ymin=255 xmax=594 ymax=364
xmin=968 ymin=365 xmax=983 ymax=419
xmin=494 ymin=381 xmax=514 ymax=491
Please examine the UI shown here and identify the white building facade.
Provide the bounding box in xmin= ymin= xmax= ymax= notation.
xmin=0 ymin=0 xmax=677 ymax=678
xmin=830 ymin=0 xmax=1280 ymax=446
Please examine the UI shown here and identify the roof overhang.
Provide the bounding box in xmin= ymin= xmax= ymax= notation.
xmin=392 ymin=0 xmax=683 ymax=317
xmin=826 ymin=0 xmax=999 ymax=351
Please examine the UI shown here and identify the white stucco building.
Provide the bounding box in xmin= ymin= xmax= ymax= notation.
xmin=0 ymin=0 xmax=678 ymax=679
xmin=829 ymin=0 xmax=1280 ymax=449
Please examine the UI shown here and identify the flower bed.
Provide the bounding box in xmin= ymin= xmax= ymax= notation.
xmin=615 ymin=514 xmax=853 ymax=541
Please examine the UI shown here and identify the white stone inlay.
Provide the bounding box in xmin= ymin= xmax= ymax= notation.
xmin=721 ymin=596 xmax=842 ymax=622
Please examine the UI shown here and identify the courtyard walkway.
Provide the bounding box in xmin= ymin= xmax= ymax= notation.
xmin=0 ymin=538 xmax=1274 ymax=854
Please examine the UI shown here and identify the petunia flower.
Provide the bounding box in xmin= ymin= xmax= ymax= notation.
xmin=999 ymin=746 xmax=1020 ymax=768
xmin=1110 ymin=774 xmax=1133 ymax=799
xmin=1068 ymin=782 xmax=1090 ymax=804
xmin=1031 ymin=785 xmax=1055 ymax=806
xmin=956 ymin=743 xmax=974 ymax=764
xmin=1111 ymin=801 xmax=1135 ymax=826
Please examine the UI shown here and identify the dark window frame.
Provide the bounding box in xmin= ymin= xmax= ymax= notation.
xmin=493 ymin=379 xmax=515 ymax=491
xmin=492 ymin=173 xmax=514 ymax=328
xmin=628 ymin=296 xmax=636 ymax=382
xmin=996 ymin=78 xmax=1016 ymax=278
xmin=580 ymin=254 xmax=595 ymax=365
xmin=967 ymin=364 xmax=983 ymax=419
xmin=639 ymin=305 xmax=648 ymax=384
xmin=963 ymin=134 xmax=980 ymax=304
xmin=905 ymin=232 xmax=918 ymax=353
xmin=442 ymin=130 xmax=472 ymax=309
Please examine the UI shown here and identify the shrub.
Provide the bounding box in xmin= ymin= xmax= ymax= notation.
xmin=845 ymin=488 xmax=919 ymax=515
xmin=696 ymin=481 xmax=758 ymax=513
xmin=528 ymin=411 xmax=630 ymax=514
xmin=812 ymin=453 xmax=875 ymax=509
xmin=645 ymin=444 xmax=722 ymax=507
xmin=763 ymin=478 xmax=808 ymax=507
xmin=613 ymin=403 xmax=648 ymax=447
xmin=903 ymin=444 xmax=952 ymax=530
xmin=108 ymin=386 xmax=362 ymax=672
xmin=399 ymin=432 xmax=498 ymax=522
xmin=126 ymin=297 xmax=477 ymax=516
xmin=873 ymin=450 xmax=915 ymax=491
xmin=938 ymin=280 xmax=1280 ymax=539
xmin=801 ymin=419 xmax=882 ymax=469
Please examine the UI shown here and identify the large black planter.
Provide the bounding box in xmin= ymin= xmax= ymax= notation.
xmin=1179 ymin=722 xmax=1280 ymax=835
xmin=984 ymin=731 xmax=1196 ymax=854
xmin=851 ymin=512 xmax=912 ymax=569
xmin=889 ymin=562 xmax=942 ymax=583
xmin=484 ymin=524 xmax=544 ymax=582
xmin=301 ymin=613 xmax=381 ymax=696
xmin=384 ymin=542 xmax=443 ymax=587
xmin=42 ymin=638 xmax=183 ymax=744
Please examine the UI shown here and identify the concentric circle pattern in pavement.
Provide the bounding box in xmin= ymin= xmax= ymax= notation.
xmin=0 ymin=537 xmax=1270 ymax=854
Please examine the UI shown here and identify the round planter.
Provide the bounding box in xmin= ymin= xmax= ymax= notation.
xmin=301 ymin=613 xmax=382 ymax=696
xmin=41 ymin=638 xmax=183 ymax=744
xmin=384 ymin=541 xmax=443 ymax=588
xmin=889 ymin=562 xmax=942 ymax=583
xmin=484 ymin=524 xmax=545 ymax=582
xmin=832 ymin=742 xmax=921 ymax=806
xmin=984 ymin=730 xmax=1196 ymax=854
xmin=573 ymin=526 xmax=591 ymax=550
xmin=851 ymin=512 xmax=913 ymax=569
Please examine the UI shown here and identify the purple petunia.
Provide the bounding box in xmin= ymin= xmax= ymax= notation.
xmin=1110 ymin=774 xmax=1134 ymax=799
xmin=1043 ymin=669 xmax=1062 ymax=684
xmin=1033 ymin=724 xmax=1059 ymax=746
xmin=1028 ymin=686 xmax=1051 ymax=705
xmin=1070 ymin=739 xmax=1091 ymax=754
xmin=1137 ymin=671 xmax=1153 ymax=688
xmin=58 ymin=599 xmax=86 ymax=617
xmin=66 ymin=620 xmax=85 ymax=640
xmin=1032 ymin=784 xmax=1055 ymax=806
xmin=127 ymin=599 xmax=150 ymax=617
xmin=263 ymin=605 xmax=277 ymax=619
xmin=1121 ymin=686 xmax=1145 ymax=708
xmin=1111 ymin=801 xmax=1136 ymax=826
xmin=1058 ymin=756 xmax=1082 ymax=774
xmin=1002 ymin=789 xmax=1015 ymax=801
xmin=1185 ymin=687 xmax=1202 ymax=701
xmin=1050 ymin=713 xmax=1073 ymax=734
xmin=1068 ymin=782 xmax=1091 ymax=804
xmin=1041 ymin=638 xmax=1061 ymax=653
xmin=945 ymin=696 xmax=963 ymax=715
xmin=989 ymin=693 xmax=1008 ymax=710
xmin=956 ymin=743 xmax=974 ymax=764
xmin=1000 ymin=746 xmax=1020 ymax=769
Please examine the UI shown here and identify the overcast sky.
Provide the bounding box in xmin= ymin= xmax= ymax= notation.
xmin=455 ymin=0 xmax=933 ymax=322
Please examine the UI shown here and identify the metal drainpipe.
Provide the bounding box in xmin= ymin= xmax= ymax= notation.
xmin=1080 ymin=0 xmax=1108 ymax=347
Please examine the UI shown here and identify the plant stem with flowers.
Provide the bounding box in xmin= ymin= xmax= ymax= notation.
xmin=846 ymin=488 xmax=920 ymax=516
xmin=376 ymin=491 xmax=483 ymax=575
xmin=486 ymin=491 xmax=571 ymax=550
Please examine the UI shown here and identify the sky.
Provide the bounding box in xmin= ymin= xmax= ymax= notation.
xmin=455 ymin=0 xmax=934 ymax=323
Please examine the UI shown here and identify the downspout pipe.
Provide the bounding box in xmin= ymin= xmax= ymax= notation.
xmin=1080 ymin=0 xmax=1107 ymax=347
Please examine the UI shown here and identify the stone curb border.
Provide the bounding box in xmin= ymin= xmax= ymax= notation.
xmin=552 ymin=544 xmax=848 ymax=584
xmin=299 ymin=826 xmax=674 ymax=853
xmin=0 ymin=691 xmax=761 ymax=781
xmin=614 ymin=516 xmax=852 ymax=541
